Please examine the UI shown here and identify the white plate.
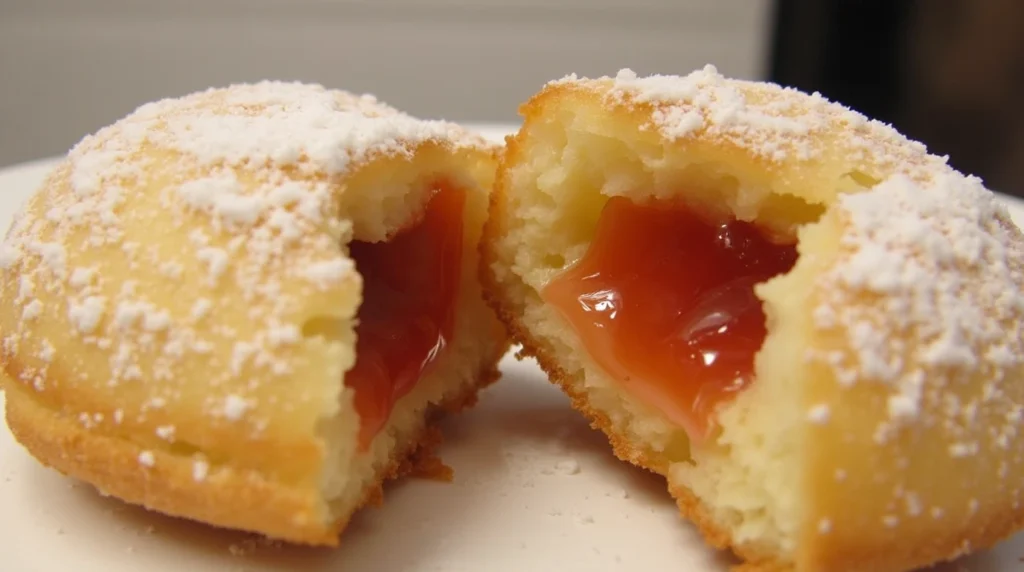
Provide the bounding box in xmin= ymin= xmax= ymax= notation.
xmin=2 ymin=125 xmax=1024 ymax=572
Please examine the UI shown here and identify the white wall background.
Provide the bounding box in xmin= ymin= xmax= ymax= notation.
xmin=0 ymin=0 xmax=774 ymax=167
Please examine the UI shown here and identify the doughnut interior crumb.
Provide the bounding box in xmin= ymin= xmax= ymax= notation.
xmin=483 ymin=66 xmax=1024 ymax=570
xmin=0 ymin=81 xmax=508 ymax=544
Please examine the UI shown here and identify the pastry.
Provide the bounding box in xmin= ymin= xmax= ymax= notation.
xmin=480 ymin=66 xmax=1024 ymax=571
xmin=0 ymin=82 xmax=509 ymax=544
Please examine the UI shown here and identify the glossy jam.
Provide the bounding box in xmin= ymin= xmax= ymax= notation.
xmin=347 ymin=185 xmax=465 ymax=449
xmin=542 ymin=196 xmax=797 ymax=442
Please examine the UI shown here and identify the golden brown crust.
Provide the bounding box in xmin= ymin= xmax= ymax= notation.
xmin=480 ymin=102 xmax=765 ymax=568
xmin=482 ymin=68 xmax=1024 ymax=572
xmin=0 ymin=81 xmax=502 ymax=485
xmin=667 ymin=478 xmax=1021 ymax=572
xmin=0 ymin=81 xmax=510 ymax=546
xmin=480 ymin=133 xmax=659 ymax=472
xmin=3 ymin=378 xmax=337 ymax=545
xmin=481 ymin=214 xmax=783 ymax=569
xmin=668 ymin=484 xmax=786 ymax=571
xmin=482 ymin=191 xmax=775 ymax=568
xmin=1 ymin=357 xmax=502 ymax=546
xmin=796 ymin=502 xmax=1024 ymax=572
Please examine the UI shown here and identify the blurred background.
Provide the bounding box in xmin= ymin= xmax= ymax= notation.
xmin=1 ymin=0 xmax=1021 ymax=196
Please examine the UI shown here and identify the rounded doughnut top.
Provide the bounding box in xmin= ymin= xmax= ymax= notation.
xmin=536 ymin=66 xmax=1024 ymax=456
xmin=548 ymin=65 xmax=948 ymax=182
xmin=805 ymin=172 xmax=1024 ymax=443
xmin=487 ymin=67 xmax=1024 ymax=569
xmin=0 ymin=82 xmax=494 ymax=474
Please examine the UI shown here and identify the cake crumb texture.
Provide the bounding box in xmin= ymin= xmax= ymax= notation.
xmin=483 ymin=66 xmax=1024 ymax=571
xmin=0 ymin=80 xmax=507 ymax=544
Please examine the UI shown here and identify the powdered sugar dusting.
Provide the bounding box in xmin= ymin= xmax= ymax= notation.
xmin=0 ymin=81 xmax=490 ymax=449
xmin=550 ymin=65 xmax=944 ymax=176
xmin=192 ymin=459 xmax=210 ymax=482
xmin=67 ymin=296 xmax=106 ymax=334
xmin=176 ymin=174 xmax=266 ymax=226
xmin=300 ymin=258 xmax=356 ymax=288
xmin=222 ymin=394 xmax=252 ymax=421
xmin=806 ymin=403 xmax=830 ymax=424
xmin=0 ymin=245 xmax=20 ymax=269
xmin=138 ymin=451 xmax=155 ymax=467
xmin=808 ymin=172 xmax=1024 ymax=453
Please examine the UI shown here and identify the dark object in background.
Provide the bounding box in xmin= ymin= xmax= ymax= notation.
xmin=771 ymin=0 xmax=1024 ymax=197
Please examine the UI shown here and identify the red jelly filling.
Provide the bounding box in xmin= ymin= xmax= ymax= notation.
xmin=346 ymin=185 xmax=465 ymax=449
xmin=542 ymin=196 xmax=797 ymax=442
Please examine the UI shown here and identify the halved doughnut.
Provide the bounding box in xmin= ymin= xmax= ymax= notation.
xmin=0 ymin=82 xmax=509 ymax=545
xmin=481 ymin=66 xmax=1024 ymax=571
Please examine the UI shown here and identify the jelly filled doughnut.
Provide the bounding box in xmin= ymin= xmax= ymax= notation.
xmin=481 ymin=66 xmax=1024 ymax=571
xmin=0 ymin=82 xmax=508 ymax=545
